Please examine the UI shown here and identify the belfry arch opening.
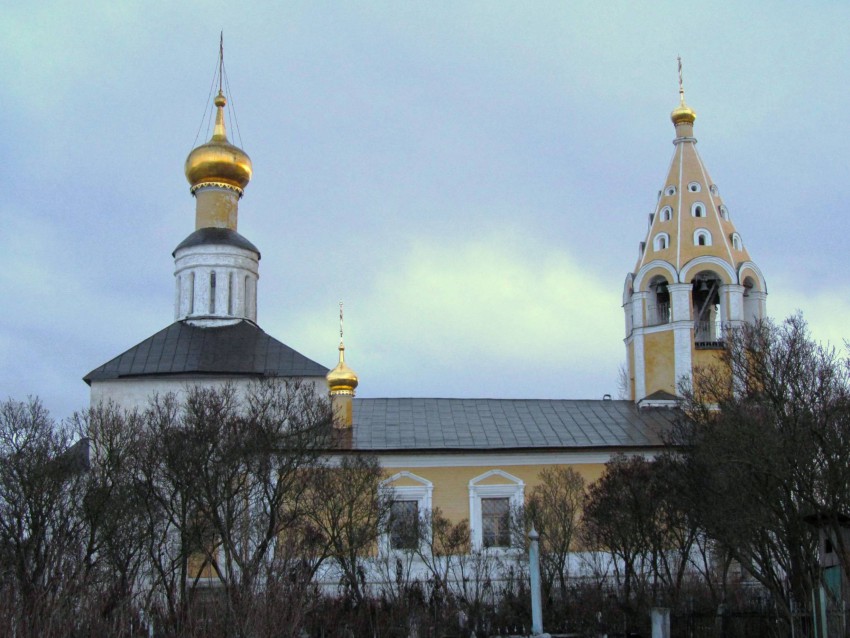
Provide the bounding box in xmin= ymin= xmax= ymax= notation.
xmin=647 ymin=276 xmax=670 ymax=326
xmin=691 ymin=271 xmax=723 ymax=348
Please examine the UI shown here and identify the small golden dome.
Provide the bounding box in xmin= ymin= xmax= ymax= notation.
xmin=185 ymin=91 xmax=253 ymax=195
xmin=327 ymin=343 xmax=358 ymax=395
xmin=671 ymin=93 xmax=696 ymax=126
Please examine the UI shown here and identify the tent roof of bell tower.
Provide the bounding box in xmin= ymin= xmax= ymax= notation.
xmin=632 ymin=87 xmax=753 ymax=286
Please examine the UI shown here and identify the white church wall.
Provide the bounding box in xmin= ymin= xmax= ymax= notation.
xmin=90 ymin=375 xmax=328 ymax=412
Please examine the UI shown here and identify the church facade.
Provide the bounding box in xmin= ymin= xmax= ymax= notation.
xmin=85 ymin=67 xmax=765 ymax=554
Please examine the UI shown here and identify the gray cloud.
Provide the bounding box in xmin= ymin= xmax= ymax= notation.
xmin=3 ymin=1 xmax=848 ymax=418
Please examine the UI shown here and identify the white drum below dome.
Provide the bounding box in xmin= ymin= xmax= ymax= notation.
xmin=173 ymin=242 xmax=259 ymax=326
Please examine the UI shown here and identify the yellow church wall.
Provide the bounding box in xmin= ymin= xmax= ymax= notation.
xmin=189 ymin=553 xmax=217 ymax=579
xmin=383 ymin=462 xmax=610 ymax=526
xmin=733 ymin=237 xmax=752 ymax=264
xmin=692 ymin=347 xmax=724 ymax=373
xmin=643 ymin=330 xmax=675 ymax=395
xmin=646 ymin=243 xmax=674 ymax=267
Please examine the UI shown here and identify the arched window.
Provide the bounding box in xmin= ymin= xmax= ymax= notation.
xmin=709 ymin=184 xmax=719 ymax=195
xmin=188 ymin=273 xmax=195 ymax=314
xmin=209 ymin=271 xmax=216 ymax=314
xmin=660 ymin=206 xmax=672 ymax=222
xmin=664 ymin=185 xmax=677 ymax=196
xmin=719 ymin=205 xmax=730 ymax=221
xmin=692 ymin=271 xmax=723 ymax=347
xmin=687 ymin=181 xmax=701 ymax=193
xmin=694 ymin=229 xmax=712 ymax=246
xmin=227 ymin=273 xmax=234 ymax=315
xmin=731 ymin=233 xmax=742 ymax=250
xmin=691 ymin=202 xmax=706 ymax=218
xmin=648 ymin=276 xmax=670 ymax=326
xmin=653 ymin=233 xmax=669 ymax=251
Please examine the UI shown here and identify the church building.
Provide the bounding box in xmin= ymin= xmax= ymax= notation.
xmin=85 ymin=63 xmax=764 ymax=552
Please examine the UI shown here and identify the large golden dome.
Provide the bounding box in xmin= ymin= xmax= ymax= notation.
xmin=185 ymin=91 xmax=252 ymax=195
xmin=327 ymin=343 xmax=359 ymax=395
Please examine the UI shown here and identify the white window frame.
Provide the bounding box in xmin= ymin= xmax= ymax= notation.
xmin=731 ymin=232 xmax=742 ymax=250
xmin=694 ymin=229 xmax=712 ymax=246
xmin=687 ymin=181 xmax=701 ymax=193
xmin=469 ymin=470 xmax=524 ymax=550
xmin=380 ymin=472 xmax=433 ymax=553
xmin=659 ymin=206 xmax=672 ymax=222
xmin=719 ymin=205 xmax=730 ymax=221
xmin=691 ymin=202 xmax=706 ymax=218
xmin=653 ymin=233 xmax=669 ymax=251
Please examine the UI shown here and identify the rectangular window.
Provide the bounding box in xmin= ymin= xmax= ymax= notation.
xmin=481 ymin=497 xmax=510 ymax=548
xmin=825 ymin=565 xmax=841 ymax=600
xmin=389 ymin=500 xmax=419 ymax=550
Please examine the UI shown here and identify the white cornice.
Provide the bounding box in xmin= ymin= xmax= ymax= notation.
xmin=367 ymin=449 xmax=662 ymax=468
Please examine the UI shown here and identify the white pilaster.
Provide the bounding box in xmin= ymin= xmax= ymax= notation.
xmin=632 ymin=291 xmax=648 ymax=328
xmin=668 ymin=283 xmax=692 ymax=322
xmin=673 ymin=324 xmax=692 ymax=394
xmin=721 ymin=284 xmax=746 ymax=337
xmin=744 ymin=291 xmax=767 ymax=324
xmin=633 ymin=332 xmax=646 ymax=401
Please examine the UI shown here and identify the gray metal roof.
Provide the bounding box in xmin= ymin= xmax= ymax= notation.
xmin=643 ymin=390 xmax=678 ymax=402
xmin=173 ymin=228 xmax=260 ymax=257
xmin=84 ymin=320 xmax=328 ymax=384
xmin=351 ymin=398 xmax=675 ymax=451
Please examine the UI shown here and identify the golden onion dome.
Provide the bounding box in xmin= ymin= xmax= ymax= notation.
xmin=185 ymin=91 xmax=253 ymax=195
xmin=327 ymin=343 xmax=359 ymax=395
xmin=671 ymin=92 xmax=696 ymax=126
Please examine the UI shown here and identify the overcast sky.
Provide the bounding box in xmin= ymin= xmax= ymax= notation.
xmin=3 ymin=2 xmax=848 ymax=419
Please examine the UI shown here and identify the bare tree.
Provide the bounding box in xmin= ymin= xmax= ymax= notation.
xmin=139 ymin=380 xmax=333 ymax=637
xmin=135 ymin=392 xmax=203 ymax=633
xmin=302 ymin=453 xmax=391 ymax=605
xmin=415 ymin=507 xmax=470 ymax=599
xmin=525 ymin=466 xmax=585 ymax=599
xmin=675 ymin=315 xmax=850 ymax=625
xmin=582 ymin=454 xmax=658 ymax=616
xmin=71 ymin=402 xmax=151 ymax=632
xmin=0 ymin=398 xmax=92 ymax=637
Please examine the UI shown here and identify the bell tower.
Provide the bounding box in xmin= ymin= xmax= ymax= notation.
xmin=623 ymin=61 xmax=767 ymax=404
